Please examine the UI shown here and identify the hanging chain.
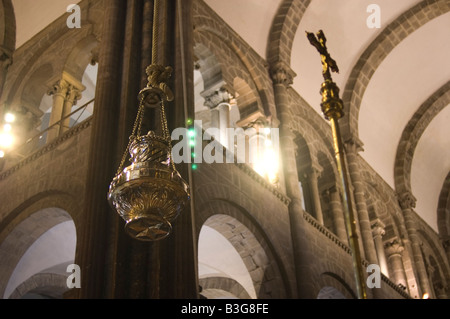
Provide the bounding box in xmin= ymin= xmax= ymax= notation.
xmin=114 ymin=0 xmax=176 ymax=177
xmin=152 ymin=0 xmax=160 ymax=65
xmin=115 ymin=95 xmax=146 ymax=176
xmin=160 ymin=100 xmax=176 ymax=170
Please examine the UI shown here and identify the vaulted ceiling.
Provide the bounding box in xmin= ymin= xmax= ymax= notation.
xmin=11 ymin=0 xmax=450 ymax=233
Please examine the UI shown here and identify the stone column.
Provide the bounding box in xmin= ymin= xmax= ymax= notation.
xmin=47 ymin=73 xmax=85 ymax=140
xmin=398 ymin=191 xmax=432 ymax=298
xmin=307 ymin=165 xmax=324 ymax=225
xmin=75 ymin=0 xmax=127 ymax=299
xmin=0 ymin=48 xmax=12 ymax=99
xmin=385 ymin=239 xmax=408 ymax=292
xmin=47 ymin=80 xmax=69 ymax=141
xmin=202 ymin=86 xmax=233 ymax=148
xmin=218 ymin=102 xmax=231 ymax=147
xmin=324 ymin=186 xmax=347 ymax=243
xmin=443 ymin=238 xmax=450 ymax=272
xmin=60 ymin=84 xmax=82 ymax=135
xmin=270 ymin=60 xmax=316 ymax=298
xmin=371 ymin=219 xmax=388 ymax=275
xmin=345 ymin=136 xmax=378 ymax=265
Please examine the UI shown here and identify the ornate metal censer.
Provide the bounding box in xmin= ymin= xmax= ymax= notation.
xmin=107 ymin=0 xmax=189 ymax=241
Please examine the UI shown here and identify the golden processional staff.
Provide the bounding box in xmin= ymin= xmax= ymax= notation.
xmin=306 ymin=30 xmax=367 ymax=299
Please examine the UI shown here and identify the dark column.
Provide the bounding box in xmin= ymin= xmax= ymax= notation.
xmin=74 ymin=0 xmax=197 ymax=299
xmin=75 ymin=0 xmax=127 ymax=299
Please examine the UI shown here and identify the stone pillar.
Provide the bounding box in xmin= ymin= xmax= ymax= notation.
xmin=47 ymin=73 xmax=85 ymax=141
xmin=385 ymin=239 xmax=408 ymax=292
xmin=443 ymin=238 xmax=450 ymax=272
xmin=371 ymin=219 xmax=388 ymax=275
xmin=0 ymin=48 xmax=12 ymax=99
xmin=75 ymin=0 xmax=127 ymax=299
xmin=398 ymin=191 xmax=433 ymax=298
xmin=218 ymin=102 xmax=230 ymax=147
xmin=324 ymin=186 xmax=347 ymax=244
xmin=47 ymin=80 xmax=69 ymax=142
xmin=307 ymin=165 xmax=324 ymax=225
xmin=60 ymin=84 xmax=82 ymax=135
xmin=202 ymin=86 xmax=233 ymax=148
xmin=270 ymin=60 xmax=316 ymax=298
xmin=345 ymin=137 xmax=378 ymax=265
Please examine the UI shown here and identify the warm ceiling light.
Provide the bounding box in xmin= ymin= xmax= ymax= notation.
xmin=422 ymin=293 xmax=429 ymax=299
xmin=4 ymin=113 xmax=15 ymax=123
xmin=3 ymin=124 xmax=11 ymax=132
xmin=0 ymin=132 xmax=13 ymax=148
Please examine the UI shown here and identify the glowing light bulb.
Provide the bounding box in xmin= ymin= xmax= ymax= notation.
xmin=3 ymin=124 xmax=11 ymax=132
xmin=0 ymin=132 xmax=13 ymax=148
xmin=0 ymin=150 xmax=4 ymax=158
xmin=4 ymin=113 xmax=15 ymax=123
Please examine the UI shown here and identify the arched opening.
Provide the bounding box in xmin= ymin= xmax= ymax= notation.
xmin=295 ymin=134 xmax=313 ymax=214
xmin=37 ymin=62 xmax=97 ymax=147
xmin=317 ymin=150 xmax=338 ymax=233
xmin=198 ymin=213 xmax=279 ymax=299
xmin=0 ymin=207 xmax=77 ymax=299
xmin=317 ymin=286 xmax=347 ymax=299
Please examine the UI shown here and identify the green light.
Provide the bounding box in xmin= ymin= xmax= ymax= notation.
xmin=192 ymin=164 xmax=198 ymax=170
xmin=191 ymin=152 xmax=196 ymax=158
xmin=186 ymin=118 xmax=193 ymax=125
xmin=188 ymin=128 xmax=195 ymax=138
xmin=189 ymin=139 xmax=195 ymax=147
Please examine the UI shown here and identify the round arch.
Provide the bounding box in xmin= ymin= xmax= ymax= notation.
xmin=341 ymin=0 xmax=450 ymax=139
xmin=394 ymin=81 xmax=450 ymax=205
xmin=196 ymin=199 xmax=289 ymax=299
xmin=0 ymin=190 xmax=81 ymax=298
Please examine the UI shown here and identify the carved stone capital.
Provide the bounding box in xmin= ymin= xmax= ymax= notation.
xmin=270 ymin=61 xmax=296 ymax=87
xmin=371 ymin=219 xmax=386 ymax=237
xmin=66 ymin=84 xmax=83 ymax=105
xmin=47 ymin=79 xmax=70 ymax=96
xmin=442 ymin=237 xmax=450 ymax=250
xmin=201 ymin=85 xmax=234 ymax=109
xmin=397 ymin=191 xmax=417 ymax=210
xmin=344 ymin=134 xmax=364 ymax=153
xmin=384 ymin=239 xmax=404 ymax=257
xmin=0 ymin=48 xmax=13 ymax=70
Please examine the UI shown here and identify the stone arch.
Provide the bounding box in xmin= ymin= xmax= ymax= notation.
xmin=318 ymin=272 xmax=356 ymax=299
xmin=341 ymin=0 xmax=450 ymax=139
xmin=0 ymin=0 xmax=16 ymax=97
xmin=194 ymin=31 xmax=265 ymax=120
xmin=195 ymin=198 xmax=289 ymax=298
xmin=417 ymin=228 xmax=450 ymax=290
xmin=0 ymin=190 xmax=81 ymax=298
xmin=232 ymin=77 xmax=260 ymax=123
xmin=0 ymin=0 xmax=16 ymax=54
xmin=199 ymin=276 xmax=251 ymax=299
xmin=193 ymin=1 xmax=276 ymax=121
xmin=194 ymin=42 xmax=224 ymax=93
xmin=63 ymin=34 xmax=99 ymax=84
xmin=394 ymin=81 xmax=450 ymax=198
xmin=8 ymin=262 xmax=71 ymax=299
xmin=317 ymin=286 xmax=347 ymax=299
xmin=266 ymin=0 xmax=311 ymax=66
